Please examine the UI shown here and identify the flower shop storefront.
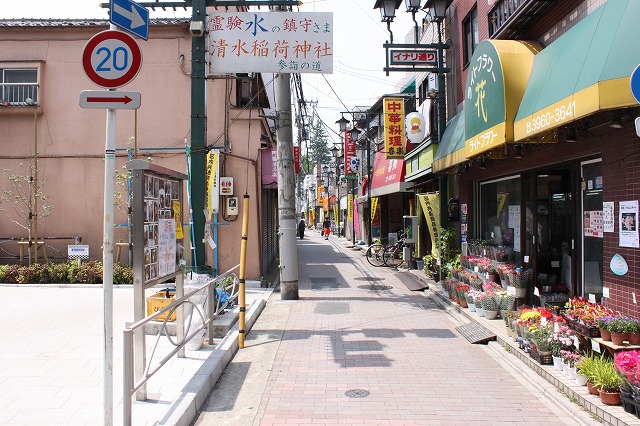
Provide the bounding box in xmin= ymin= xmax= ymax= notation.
xmin=438 ymin=0 xmax=640 ymax=315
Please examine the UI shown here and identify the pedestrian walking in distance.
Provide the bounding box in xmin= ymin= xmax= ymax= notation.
xmin=323 ymin=218 xmax=331 ymax=240
xmin=298 ymin=218 xmax=306 ymax=239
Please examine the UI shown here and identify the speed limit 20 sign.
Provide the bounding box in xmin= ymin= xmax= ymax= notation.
xmin=82 ymin=30 xmax=142 ymax=88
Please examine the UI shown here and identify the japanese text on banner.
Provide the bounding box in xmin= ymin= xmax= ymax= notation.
xmin=383 ymin=98 xmax=405 ymax=159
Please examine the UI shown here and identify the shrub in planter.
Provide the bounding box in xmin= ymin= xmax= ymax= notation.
xmin=17 ymin=263 xmax=43 ymax=284
xmin=76 ymin=261 xmax=104 ymax=284
xmin=2 ymin=264 xmax=21 ymax=284
xmin=113 ymin=262 xmax=133 ymax=284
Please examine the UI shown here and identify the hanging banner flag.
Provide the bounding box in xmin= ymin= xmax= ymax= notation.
xmin=418 ymin=193 xmax=441 ymax=259
xmin=344 ymin=130 xmax=356 ymax=178
xmin=293 ymin=145 xmax=301 ymax=174
xmin=383 ymin=97 xmax=405 ymax=159
xmin=348 ymin=194 xmax=353 ymax=222
xmin=206 ymin=150 xmax=220 ymax=218
xmin=371 ymin=197 xmax=378 ymax=222
xmin=172 ymin=200 xmax=184 ymax=239
xmin=333 ymin=204 xmax=338 ymax=225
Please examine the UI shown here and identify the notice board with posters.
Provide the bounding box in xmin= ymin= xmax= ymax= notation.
xmin=127 ymin=160 xmax=187 ymax=286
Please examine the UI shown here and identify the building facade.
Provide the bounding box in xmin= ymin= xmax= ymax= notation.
xmin=0 ymin=18 xmax=277 ymax=281
xmin=431 ymin=0 xmax=640 ymax=315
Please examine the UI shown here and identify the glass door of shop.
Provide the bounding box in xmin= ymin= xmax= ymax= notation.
xmin=581 ymin=160 xmax=604 ymax=301
xmin=533 ymin=170 xmax=574 ymax=295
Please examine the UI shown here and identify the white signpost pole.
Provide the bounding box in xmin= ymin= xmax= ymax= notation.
xmin=103 ymin=97 xmax=116 ymax=426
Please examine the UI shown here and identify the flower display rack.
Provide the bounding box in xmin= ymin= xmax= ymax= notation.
xmin=529 ymin=347 xmax=553 ymax=365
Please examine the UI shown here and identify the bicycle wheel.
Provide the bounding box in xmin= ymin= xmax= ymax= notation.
xmin=383 ymin=246 xmax=402 ymax=267
xmin=366 ymin=244 xmax=386 ymax=267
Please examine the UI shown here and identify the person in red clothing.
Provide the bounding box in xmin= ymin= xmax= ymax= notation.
xmin=322 ymin=219 xmax=331 ymax=240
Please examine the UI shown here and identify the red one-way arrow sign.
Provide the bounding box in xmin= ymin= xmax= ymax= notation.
xmin=79 ymin=90 xmax=141 ymax=109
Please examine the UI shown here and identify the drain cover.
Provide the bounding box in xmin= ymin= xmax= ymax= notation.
xmin=345 ymin=389 xmax=370 ymax=398
xmin=357 ymin=284 xmax=392 ymax=291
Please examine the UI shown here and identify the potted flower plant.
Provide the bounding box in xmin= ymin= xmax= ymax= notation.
xmin=481 ymin=290 xmax=500 ymax=319
xmin=608 ymin=316 xmax=632 ymax=346
xmin=628 ymin=318 xmax=640 ymax=345
xmin=597 ymin=315 xmax=615 ymax=341
xmin=529 ymin=325 xmax=553 ymax=355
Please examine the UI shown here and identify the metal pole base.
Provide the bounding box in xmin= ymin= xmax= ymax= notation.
xmin=280 ymin=281 xmax=299 ymax=300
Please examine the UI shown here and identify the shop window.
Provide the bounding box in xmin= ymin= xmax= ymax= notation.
xmin=0 ymin=68 xmax=38 ymax=106
xmin=463 ymin=7 xmax=478 ymax=67
xmin=479 ymin=175 xmax=521 ymax=264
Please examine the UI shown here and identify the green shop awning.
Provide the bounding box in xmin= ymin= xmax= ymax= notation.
xmin=433 ymin=112 xmax=466 ymax=173
xmin=514 ymin=0 xmax=640 ymax=140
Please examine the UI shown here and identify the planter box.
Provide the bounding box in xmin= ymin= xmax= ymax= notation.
xmin=622 ymin=395 xmax=640 ymax=418
xmin=563 ymin=315 xmax=600 ymax=337
xmin=529 ymin=347 xmax=553 ymax=365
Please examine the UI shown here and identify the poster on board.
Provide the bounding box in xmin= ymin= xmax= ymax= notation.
xmin=619 ymin=200 xmax=639 ymax=248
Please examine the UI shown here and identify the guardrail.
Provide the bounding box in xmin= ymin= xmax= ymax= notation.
xmin=123 ymin=265 xmax=240 ymax=425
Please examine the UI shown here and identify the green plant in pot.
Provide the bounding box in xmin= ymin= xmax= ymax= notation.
xmin=593 ymin=358 xmax=623 ymax=405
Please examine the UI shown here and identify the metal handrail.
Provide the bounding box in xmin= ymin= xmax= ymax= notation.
xmin=123 ymin=264 xmax=240 ymax=425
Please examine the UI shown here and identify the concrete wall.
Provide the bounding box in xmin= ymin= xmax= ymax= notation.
xmin=0 ymin=21 xmax=268 ymax=280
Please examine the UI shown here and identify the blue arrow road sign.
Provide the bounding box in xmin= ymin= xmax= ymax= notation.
xmin=110 ymin=0 xmax=149 ymax=40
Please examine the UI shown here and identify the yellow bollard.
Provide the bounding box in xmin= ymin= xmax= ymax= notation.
xmin=238 ymin=194 xmax=250 ymax=348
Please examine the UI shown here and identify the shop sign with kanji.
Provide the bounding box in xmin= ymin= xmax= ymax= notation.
xmin=389 ymin=50 xmax=437 ymax=66
xmin=383 ymin=97 xmax=405 ymax=159
xmin=208 ymin=12 xmax=333 ymax=74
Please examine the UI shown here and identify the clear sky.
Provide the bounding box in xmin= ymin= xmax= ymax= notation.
xmin=1 ymin=0 xmax=417 ymax=146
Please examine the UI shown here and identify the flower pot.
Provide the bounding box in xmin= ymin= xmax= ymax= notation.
xmin=568 ymin=366 xmax=577 ymax=380
xmin=587 ymin=381 xmax=600 ymax=395
xmin=600 ymin=328 xmax=612 ymax=341
xmin=515 ymin=286 xmax=527 ymax=298
xmin=629 ymin=332 xmax=640 ymax=345
xmin=467 ymin=302 xmax=476 ymax=312
xmin=484 ymin=309 xmax=499 ymax=320
xmin=563 ymin=362 xmax=570 ymax=376
xmin=416 ymin=260 xmax=424 ymax=270
xmin=600 ymin=390 xmax=622 ymax=406
xmin=459 ymin=298 xmax=468 ymax=308
xmin=552 ymin=355 xmax=563 ymax=372
xmin=476 ymin=307 xmax=485 ymax=317
xmin=611 ymin=331 xmax=629 ymax=346
xmin=576 ymin=373 xmax=588 ymax=386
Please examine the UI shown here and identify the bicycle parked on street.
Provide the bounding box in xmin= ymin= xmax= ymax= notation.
xmin=365 ymin=231 xmax=406 ymax=268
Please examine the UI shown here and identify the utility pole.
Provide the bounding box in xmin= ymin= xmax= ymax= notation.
xmin=275 ymin=73 xmax=299 ymax=300
xmin=191 ymin=0 xmax=207 ymax=268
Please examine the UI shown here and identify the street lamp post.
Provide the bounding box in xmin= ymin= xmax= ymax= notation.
xmin=330 ymin=145 xmax=343 ymax=237
xmin=374 ymin=0 xmax=452 ymax=278
xmin=349 ymin=126 xmax=372 ymax=245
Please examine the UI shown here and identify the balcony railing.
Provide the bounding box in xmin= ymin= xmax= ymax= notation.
xmin=488 ymin=0 xmax=559 ymax=39
xmin=0 ymin=83 xmax=39 ymax=106
xmin=489 ymin=0 xmax=527 ymax=38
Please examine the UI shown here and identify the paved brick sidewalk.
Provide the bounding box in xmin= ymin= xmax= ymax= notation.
xmin=194 ymin=232 xmax=593 ymax=426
